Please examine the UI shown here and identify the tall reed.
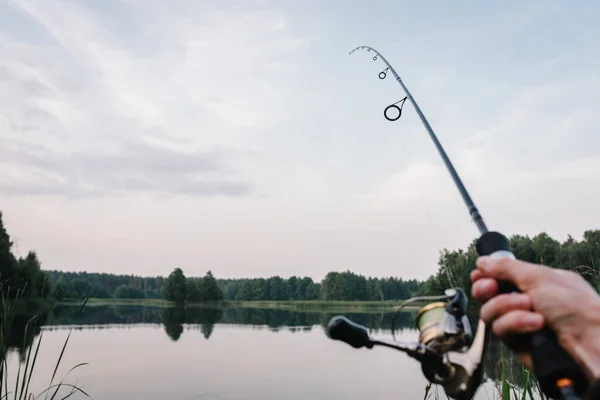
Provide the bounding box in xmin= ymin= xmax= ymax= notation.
xmin=1 ymin=285 xmax=91 ymax=399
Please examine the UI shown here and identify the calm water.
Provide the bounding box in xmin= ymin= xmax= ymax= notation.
xmin=5 ymin=305 xmax=519 ymax=400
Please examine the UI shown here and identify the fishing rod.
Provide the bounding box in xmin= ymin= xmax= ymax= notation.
xmin=326 ymin=46 xmax=590 ymax=400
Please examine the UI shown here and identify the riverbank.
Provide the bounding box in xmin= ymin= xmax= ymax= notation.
xmin=55 ymin=298 xmax=417 ymax=312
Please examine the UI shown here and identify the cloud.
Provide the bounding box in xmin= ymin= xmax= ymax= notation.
xmin=0 ymin=137 xmax=251 ymax=197
xmin=1 ymin=0 xmax=599 ymax=280
xmin=0 ymin=0 xmax=315 ymax=199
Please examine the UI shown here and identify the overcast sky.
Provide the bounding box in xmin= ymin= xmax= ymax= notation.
xmin=1 ymin=0 xmax=599 ymax=281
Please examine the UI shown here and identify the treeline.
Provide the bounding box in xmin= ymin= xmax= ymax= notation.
xmin=423 ymin=230 xmax=600 ymax=298
xmin=218 ymin=277 xmax=321 ymax=301
xmin=42 ymin=269 xmax=423 ymax=302
xmin=41 ymin=269 xmax=425 ymax=302
xmin=209 ymin=273 xmax=423 ymax=301
xmin=320 ymin=271 xmax=422 ymax=301
xmin=44 ymin=270 xmax=166 ymax=300
xmin=3 ymin=210 xmax=599 ymax=302
xmin=0 ymin=212 xmax=51 ymax=300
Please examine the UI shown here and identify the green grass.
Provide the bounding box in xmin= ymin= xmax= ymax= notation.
xmin=222 ymin=299 xmax=417 ymax=312
xmin=1 ymin=287 xmax=91 ymax=400
xmin=56 ymin=298 xmax=173 ymax=308
xmin=55 ymin=298 xmax=419 ymax=312
xmin=498 ymin=367 xmax=547 ymax=400
xmin=496 ymin=345 xmax=548 ymax=400
xmin=57 ymin=298 xmax=421 ymax=314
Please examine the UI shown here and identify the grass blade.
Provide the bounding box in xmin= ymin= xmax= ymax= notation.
xmin=34 ymin=384 xmax=90 ymax=400
xmin=44 ymin=331 xmax=72 ymax=400
xmin=13 ymin=362 xmax=20 ymax=400
xmin=48 ymin=363 xmax=88 ymax=400
xmin=58 ymin=384 xmax=77 ymax=400
xmin=18 ymin=317 xmax=39 ymax=400
xmin=22 ymin=331 xmax=43 ymax=400
xmin=77 ymin=299 xmax=88 ymax=314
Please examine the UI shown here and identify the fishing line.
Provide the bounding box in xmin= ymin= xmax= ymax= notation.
xmin=395 ymin=122 xmax=457 ymax=289
xmin=374 ymin=60 xmax=457 ymax=290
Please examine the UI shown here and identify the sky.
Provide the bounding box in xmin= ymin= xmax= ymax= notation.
xmin=1 ymin=0 xmax=599 ymax=281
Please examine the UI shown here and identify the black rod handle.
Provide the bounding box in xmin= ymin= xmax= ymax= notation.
xmin=476 ymin=231 xmax=589 ymax=398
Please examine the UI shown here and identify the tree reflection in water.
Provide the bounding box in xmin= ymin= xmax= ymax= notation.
xmin=9 ymin=304 xmax=531 ymax=393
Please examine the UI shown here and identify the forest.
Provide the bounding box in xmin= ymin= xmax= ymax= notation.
xmin=421 ymin=230 xmax=600 ymax=299
xmin=1 ymin=211 xmax=599 ymax=303
xmin=42 ymin=269 xmax=423 ymax=303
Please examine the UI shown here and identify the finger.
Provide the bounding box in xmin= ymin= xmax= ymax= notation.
xmin=470 ymin=269 xmax=485 ymax=282
xmin=492 ymin=310 xmax=544 ymax=337
xmin=480 ymin=293 xmax=532 ymax=323
xmin=476 ymin=256 xmax=546 ymax=292
xmin=471 ymin=278 xmax=498 ymax=302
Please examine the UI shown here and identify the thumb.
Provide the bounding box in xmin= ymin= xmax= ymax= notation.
xmin=476 ymin=256 xmax=545 ymax=292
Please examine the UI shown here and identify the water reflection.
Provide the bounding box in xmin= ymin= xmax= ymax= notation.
xmin=162 ymin=307 xmax=223 ymax=340
xmin=163 ymin=307 xmax=185 ymax=341
xmin=47 ymin=305 xmax=522 ymax=382
xmin=3 ymin=304 xmax=530 ymax=399
xmin=43 ymin=305 xmax=417 ymax=338
xmin=0 ymin=301 xmax=51 ymax=361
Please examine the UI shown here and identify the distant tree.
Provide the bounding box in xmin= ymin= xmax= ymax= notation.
xmin=114 ymin=285 xmax=145 ymax=299
xmin=198 ymin=271 xmax=223 ymax=302
xmin=55 ymin=276 xmax=72 ymax=300
xmin=13 ymin=251 xmax=50 ymax=298
xmin=71 ymin=279 xmax=92 ymax=299
xmin=320 ymin=271 xmax=370 ymax=301
xmin=0 ymin=211 xmax=18 ymax=294
xmin=91 ymin=284 xmax=111 ymax=299
xmin=532 ymin=233 xmax=561 ymax=266
xmin=186 ymin=279 xmax=201 ymax=302
xmin=509 ymin=235 xmax=537 ymax=263
xmin=287 ymin=276 xmax=298 ymax=300
xmin=163 ymin=268 xmax=187 ymax=304
xmin=222 ymin=281 xmax=238 ymax=300
xmin=145 ymin=289 xmax=163 ymax=299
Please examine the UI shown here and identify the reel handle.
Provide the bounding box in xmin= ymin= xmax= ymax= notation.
xmin=327 ymin=316 xmax=373 ymax=349
xmin=476 ymin=231 xmax=589 ymax=399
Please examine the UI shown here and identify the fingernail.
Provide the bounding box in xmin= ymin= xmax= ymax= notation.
xmin=480 ymin=279 xmax=494 ymax=292
xmin=476 ymin=256 xmax=491 ymax=270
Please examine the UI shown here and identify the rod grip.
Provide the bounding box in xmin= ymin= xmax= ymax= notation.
xmin=475 ymin=231 xmax=589 ymax=399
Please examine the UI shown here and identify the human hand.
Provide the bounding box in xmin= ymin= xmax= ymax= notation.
xmin=470 ymin=256 xmax=600 ymax=380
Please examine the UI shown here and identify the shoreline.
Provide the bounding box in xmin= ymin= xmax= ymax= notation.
xmin=54 ymin=298 xmax=420 ymax=312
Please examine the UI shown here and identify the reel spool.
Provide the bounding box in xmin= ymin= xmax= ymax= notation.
xmin=391 ymin=288 xmax=473 ymax=355
xmin=416 ymin=302 xmax=448 ymax=345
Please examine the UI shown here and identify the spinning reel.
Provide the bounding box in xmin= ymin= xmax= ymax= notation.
xmin=327 ymin=288 xmax=486 ymax=400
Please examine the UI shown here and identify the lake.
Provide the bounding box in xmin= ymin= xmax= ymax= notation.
xmin=5 ymin=305 xmax=524 ymax=399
